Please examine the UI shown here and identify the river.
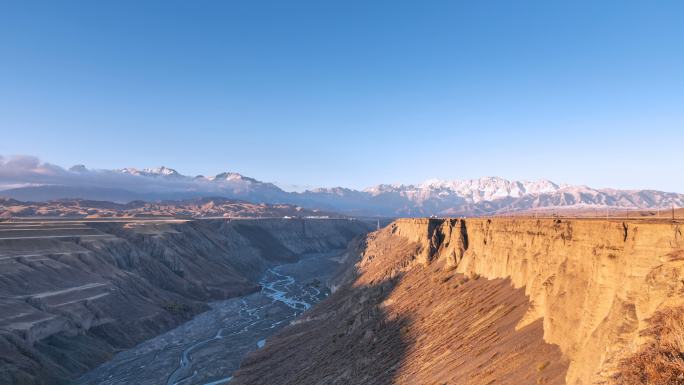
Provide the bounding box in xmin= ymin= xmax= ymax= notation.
xmin=73 ymin=251 xmax=341 ymax=385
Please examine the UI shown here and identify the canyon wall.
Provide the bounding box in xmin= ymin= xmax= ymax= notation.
xmin=389 ymin=218 xmax=684 ymax=384
xmin=232 ymin=217 xmax=683 ymax=385
xmin=0 ymin=218 xmax=371 ymax=385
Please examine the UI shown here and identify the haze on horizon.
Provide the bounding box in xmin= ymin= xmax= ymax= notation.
xmin=1 ymin=1 xmax=683 ymax=192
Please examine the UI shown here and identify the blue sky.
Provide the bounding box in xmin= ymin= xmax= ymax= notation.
xmin=1 ymin=1 xmax=683 ymax=191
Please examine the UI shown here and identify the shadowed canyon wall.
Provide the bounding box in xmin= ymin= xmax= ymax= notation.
xmin=0 ymin=218 xmax=372 ymax=385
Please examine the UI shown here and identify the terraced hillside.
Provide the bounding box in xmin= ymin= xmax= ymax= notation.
xmin=0 ymin=217 xmax=371 ymax=385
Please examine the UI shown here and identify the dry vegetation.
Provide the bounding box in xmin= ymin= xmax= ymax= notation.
xmin=613 ymin=306 xmax=684 ymax=385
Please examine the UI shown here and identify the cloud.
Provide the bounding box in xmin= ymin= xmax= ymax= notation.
xmin=0 ymin=154 xmax=281 ymax=201
xmin=0 ymin=155 xmax=66 ymax=180
xmin=0 ymin=155 xmax=202 ymax=193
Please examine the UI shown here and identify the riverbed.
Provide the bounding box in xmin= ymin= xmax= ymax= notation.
xmin=73 ymin=251 xmax=341 ymax=385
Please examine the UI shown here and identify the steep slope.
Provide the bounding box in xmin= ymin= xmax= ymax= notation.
xmin=0 ymin=218 xmax=372 ymax=385
xmin=232 ymin=230 xmax=567 ymax=385
xmin=439 ymin=218 xmax=684 ymax=384
xmin=232 ymin=218 xmax=684 ymax=385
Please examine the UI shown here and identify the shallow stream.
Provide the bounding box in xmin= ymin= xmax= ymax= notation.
xmin=73 ymin=252 xmax=339 ymax=385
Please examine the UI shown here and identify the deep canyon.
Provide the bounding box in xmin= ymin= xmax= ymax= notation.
xmin=0 ymin=218 xmax=372 ymax=385
xmin=232 ymin=218 xmax=684 ymax=385
xmin=1 ymin=216 xmax=683 ymax=385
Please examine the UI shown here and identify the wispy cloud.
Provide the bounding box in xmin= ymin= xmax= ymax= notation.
xmin=0 ymin=154 xmax=243 ymax=193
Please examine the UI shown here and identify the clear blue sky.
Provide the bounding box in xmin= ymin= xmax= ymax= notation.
xmin=1 ymin=1 xmax=683 ymax=191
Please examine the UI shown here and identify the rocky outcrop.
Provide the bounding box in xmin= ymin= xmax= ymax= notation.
xmin=0 ymin=218 xmax=371 ymax=385
xmin=231 ymin=219 xmax=567 ymax=385
xmin=387 ymin=218 xmax=684 ymax=384
xmin=232 ymin=218 xmax=684 ymax=385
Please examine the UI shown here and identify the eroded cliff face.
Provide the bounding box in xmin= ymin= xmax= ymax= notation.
xmin=232 ymin=220 xmax=566 ymax=385
xmin=0 ymin=218 xmax=371 ymax=385
xmin=231 ymin=218 xmax=684 ymax=385
xmin=388 ymin=218 xmax=684 ymax=384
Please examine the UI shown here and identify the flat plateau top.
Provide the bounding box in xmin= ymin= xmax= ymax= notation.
xmin=396 ymin=216 xmax=684 ymax=226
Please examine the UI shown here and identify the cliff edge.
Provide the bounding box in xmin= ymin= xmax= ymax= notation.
xmin=232 ymin=217 xmax=684 ymax=385
xmin=393 ymin=218 xmax=683 ymax=384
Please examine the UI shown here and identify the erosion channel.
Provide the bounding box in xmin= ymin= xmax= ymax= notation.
xmin=74 ymin=251 xmax=340 ymax=385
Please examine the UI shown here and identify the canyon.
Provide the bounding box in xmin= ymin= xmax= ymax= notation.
xmin=231 ymin=217 xmax=684 ymax=385
xmin=2 ymin=215 xmax=682 ymax=385
xmin=3 ymin=3 xmax=681 ymax=385
xmin=0 ymin=217 xmax=372 ymax=385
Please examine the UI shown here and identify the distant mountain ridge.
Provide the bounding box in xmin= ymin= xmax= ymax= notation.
xmin=117 ymin=166 xmax=183 ymax=178
xmin=1 ymin=156 xmax=683 ymax=216
xmin=297 ymin=177 xmax=684 ymax=216
xmin=0 ymin=196 xmax=340 ymax=219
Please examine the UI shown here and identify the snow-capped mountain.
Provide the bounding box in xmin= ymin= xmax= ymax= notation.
xmin=364 ymin=177 xmax=562 ymax=204
xmin=296 ymin=177 xmax=684 ymax=216
xmin=2 ymin=156 xmax=684 ymax=217
xmin=211 ymin=172 xmax=260 ymax=183
xmin=118 ymin=166 xmax=182 ymax=178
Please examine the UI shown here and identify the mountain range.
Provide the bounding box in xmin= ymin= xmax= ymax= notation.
xmin=1 ymin=156 xmax=683 ymax=217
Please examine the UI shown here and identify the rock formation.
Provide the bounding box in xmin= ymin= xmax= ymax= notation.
xmin=232 ymin=218 xmax=684 ymax=385
xmin=0 ymin=218 xmax=371 ymax=385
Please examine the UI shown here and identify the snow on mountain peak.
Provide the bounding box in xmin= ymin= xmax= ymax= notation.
xmin=118 ymin=166 xmax=182 ymax=178
xmin=4 ymin=156 xmax=684 ymax=215
xmin=362 ymin=177 xmax=561 ymax=203
xmin=114 ymin=166 xmax=265 ymax=185
xmin=213 ymin=172 xmax=260 ymax=184
xmin=142 ymin=166 xmax=181 ymax=177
